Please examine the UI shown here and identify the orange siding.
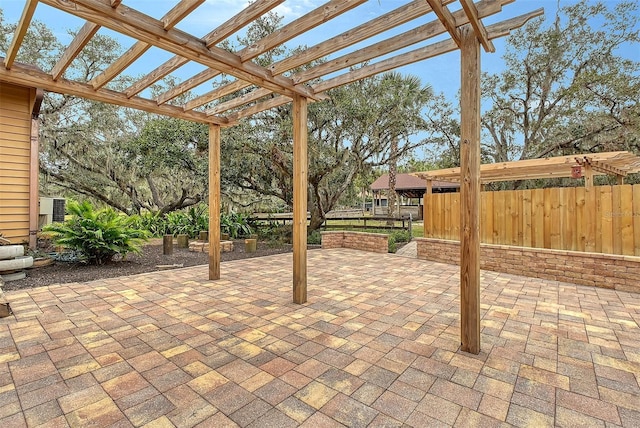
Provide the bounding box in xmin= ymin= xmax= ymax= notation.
xmin=0 ymin=82 xmax=33 ymax=244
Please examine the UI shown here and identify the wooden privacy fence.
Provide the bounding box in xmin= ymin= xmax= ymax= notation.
xmin=424 ymin=184 xmax=640 ymax=256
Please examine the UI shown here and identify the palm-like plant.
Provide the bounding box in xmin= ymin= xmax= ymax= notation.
xmin=43 ymin=200 xmax=149 ymax=264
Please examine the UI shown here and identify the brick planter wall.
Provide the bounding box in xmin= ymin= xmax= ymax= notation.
xmin=321 ymin=231 xmax=388 ymax=254
xmin=416 ymin=238 xmax=640 ymax=293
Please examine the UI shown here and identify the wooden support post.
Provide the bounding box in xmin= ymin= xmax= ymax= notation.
xmin=424 ymin=179 xmax=433 ymax=238
xmin=372 ymin=191 xmax=376 ymax=216
xmin=582 ymin=163 xmax=598 ymax=250
xmin=459 ymin=24 xmax=481 ymax=355
xmin=293 ymin=95 xmax=308 ymax=304
xmin=163 ymin=235 xmax=173 ymax=255
xmin=29 ymin=115 xmax=39 ymax=250
xmin=209 ymin=124 xmax=221 ymax=280
xmin=617 ymin=175 xmax=624 ymax=185
xmin=177 ymin=234 xmax=189 ymax=248
xmin=584 ymin=163 xmax=593 ymax=189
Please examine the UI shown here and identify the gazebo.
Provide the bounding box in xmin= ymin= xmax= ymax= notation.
xmin=369 ymin=173 xmax=458 ymax=218
xmin=1 ymin=0 xmax=543 ymax=354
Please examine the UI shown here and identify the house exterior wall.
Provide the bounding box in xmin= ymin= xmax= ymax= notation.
xmin=0 ymin=82 xmax=37 ymax=246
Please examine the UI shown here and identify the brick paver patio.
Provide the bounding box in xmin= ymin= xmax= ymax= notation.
xmin=1 ymin=249 xmax=639 ymax=427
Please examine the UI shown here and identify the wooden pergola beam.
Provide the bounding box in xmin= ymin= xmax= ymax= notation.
xmin=583 ymin=159 xmax=628 ymax=177
xmin=223 ymin=0 xmax=518 ymax=119
xmin=51 ymin=22 xmax=100 ymax=81
xmin=90 ymin=43 xmax=151 ymax=90
xmin=3 ymin=0 xmax=38 ymax=69
xmin=240 ymin=0 xmax=366 ymax=62
xmin=460 ymin=0 xmax=496 ymax=52
xmin=126 ymin=0 xmax=285 ymax=99
xmin=270 ymin=0 xmax=446 ymax=76
xmin=157 ymin=68 xmax=224 ymax=106
xmin=206 ymin=0 xmax=456 ymax=116
xmin=206 ymin=88 xmax=271 ymax=116
xmin=180 ymin=0 xmax=366 ymax=111
xmin=228 ymin=9 xmax=541 ymax=122
xmin=0 ymin=61 xmax=228 ymax=125
xmin=89 ymin=0 xmax=206 ymax=90
xmin=415 ymin=150 xmax=640 ymax=184
xmin=295 ymin=0 xmax=510 ymax=85
xmin=161 ymin=0 xmax=204 ymax=30
xmin=39 ymin=0 xmax=318 ymax=101
xmin=50 ymin=0 xmax=124 ymax=81
xmin=425 ymin=0 xmax=461 ymax=48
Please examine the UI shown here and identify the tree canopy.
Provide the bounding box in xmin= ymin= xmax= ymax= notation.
xmin=481 ymin=0 xmax=640 ymax=164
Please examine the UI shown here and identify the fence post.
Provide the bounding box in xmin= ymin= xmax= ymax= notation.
xmin=408 ymin=213 xmax=412 ymax=237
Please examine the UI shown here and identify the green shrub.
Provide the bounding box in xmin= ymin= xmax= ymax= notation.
xmin=387 ymin=230 xmax=410 ymax=253
xmin=130 ymin=211 xmax=168 ymax=237
xmin=389 ymin=229 xmax=411 ymax=244
xmin=255 ymin=220 xmax=278 ymax=240
xmin=221 ymin=212 xmax=253 ymax=239
xmin=307 ymin=229 xmax=322 ymax=245
xmin=388 ymin=234 xmax=397 ymax=253
xmin=43 ymin=200 xmax=149 ymax=265
xmin=165 ymin=204 xmax=209 ymax=238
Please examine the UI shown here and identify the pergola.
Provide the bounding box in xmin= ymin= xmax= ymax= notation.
xmin=414 ymin=151 xmax=640 ymax=186
xmin=1 ymin=0 xmax=543 ymax=354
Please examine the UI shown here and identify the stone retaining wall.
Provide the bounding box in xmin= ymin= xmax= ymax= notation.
xmin=416 ymin=238 xmax=640 ymax=293
xmin=189 ymin=240 xmax=234 ymax=253
xmin=321 ymin=231 xmax=388 ymax=254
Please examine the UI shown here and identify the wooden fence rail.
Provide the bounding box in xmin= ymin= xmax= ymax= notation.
xmin=424 ymin=184 xmax=640 ymax=256
xmin=252 ymin=215 xmax=412 ymax=231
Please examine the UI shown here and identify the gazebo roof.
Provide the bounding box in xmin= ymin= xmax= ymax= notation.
xmin=370 ymin=173 xmax=458 ymax=191
xmin=1 ymin=0 xmax=542 ymax=125
xmin=413 ymin=151 xmax=640 ymax=184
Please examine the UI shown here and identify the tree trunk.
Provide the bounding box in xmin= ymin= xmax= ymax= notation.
xmin=308 ymin=208 xmax=326 ymax=232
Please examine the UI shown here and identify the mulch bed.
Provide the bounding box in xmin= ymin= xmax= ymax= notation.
xmin=3 ymin=240 xmax=318 ymax=291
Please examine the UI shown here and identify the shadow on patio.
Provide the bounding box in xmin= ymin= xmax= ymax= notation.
xmin=1 ymin=249 xmax=639 ymax=427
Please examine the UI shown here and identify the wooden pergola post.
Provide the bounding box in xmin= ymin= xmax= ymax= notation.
xmin=293 ymin=94 xmax=308 ymax=304
xmin=584 ymin=163 xmax=594 ymax=189
xmin=459 ymin=24 xmax=481 ymax=354
xmin=29 ymin=109 xmax=39 ymax=250
xmin=424 ymin=179 xmax=433 ymax=238
xmin=208 ymin=124 xmax=221 ymax=280
xmin=583 ymin=162 xmax=596 ymax=252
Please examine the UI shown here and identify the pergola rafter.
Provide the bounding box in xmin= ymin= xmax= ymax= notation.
xmin=1 ymin=0 xmax=539 ymax=125
xmin=195 ymin=0 xmax=455 ymax=115
xmin=125 ymin=0 xmax=285 ymax=99
xmin=1 ymin=0 xmax=543 ymax=354
xmin=88 ymin=0 xmax=206 ymax=90
xmin=37 ymin=0 xmax=320 ymax=102
xmin=227 ymin=9 xmax=541 ymax=122
xmin=179 ymin=0 xmax=366 ymax=111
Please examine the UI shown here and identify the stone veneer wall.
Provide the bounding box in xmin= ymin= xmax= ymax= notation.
xmin=321 ymin=231 xmax=388 ymax=254
xmin=416 ymin=238 xmax=640 ymax=293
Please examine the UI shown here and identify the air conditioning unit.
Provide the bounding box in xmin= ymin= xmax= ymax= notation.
xmin=39 ymin=197 xmax=66 ymax=227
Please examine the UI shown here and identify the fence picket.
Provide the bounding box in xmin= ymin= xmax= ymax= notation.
xmin=425 ymin=184 xmax=639 ymax=256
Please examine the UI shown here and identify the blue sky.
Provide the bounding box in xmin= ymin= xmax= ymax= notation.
xmin=1 ymin=0 xmax=638 ymax=105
